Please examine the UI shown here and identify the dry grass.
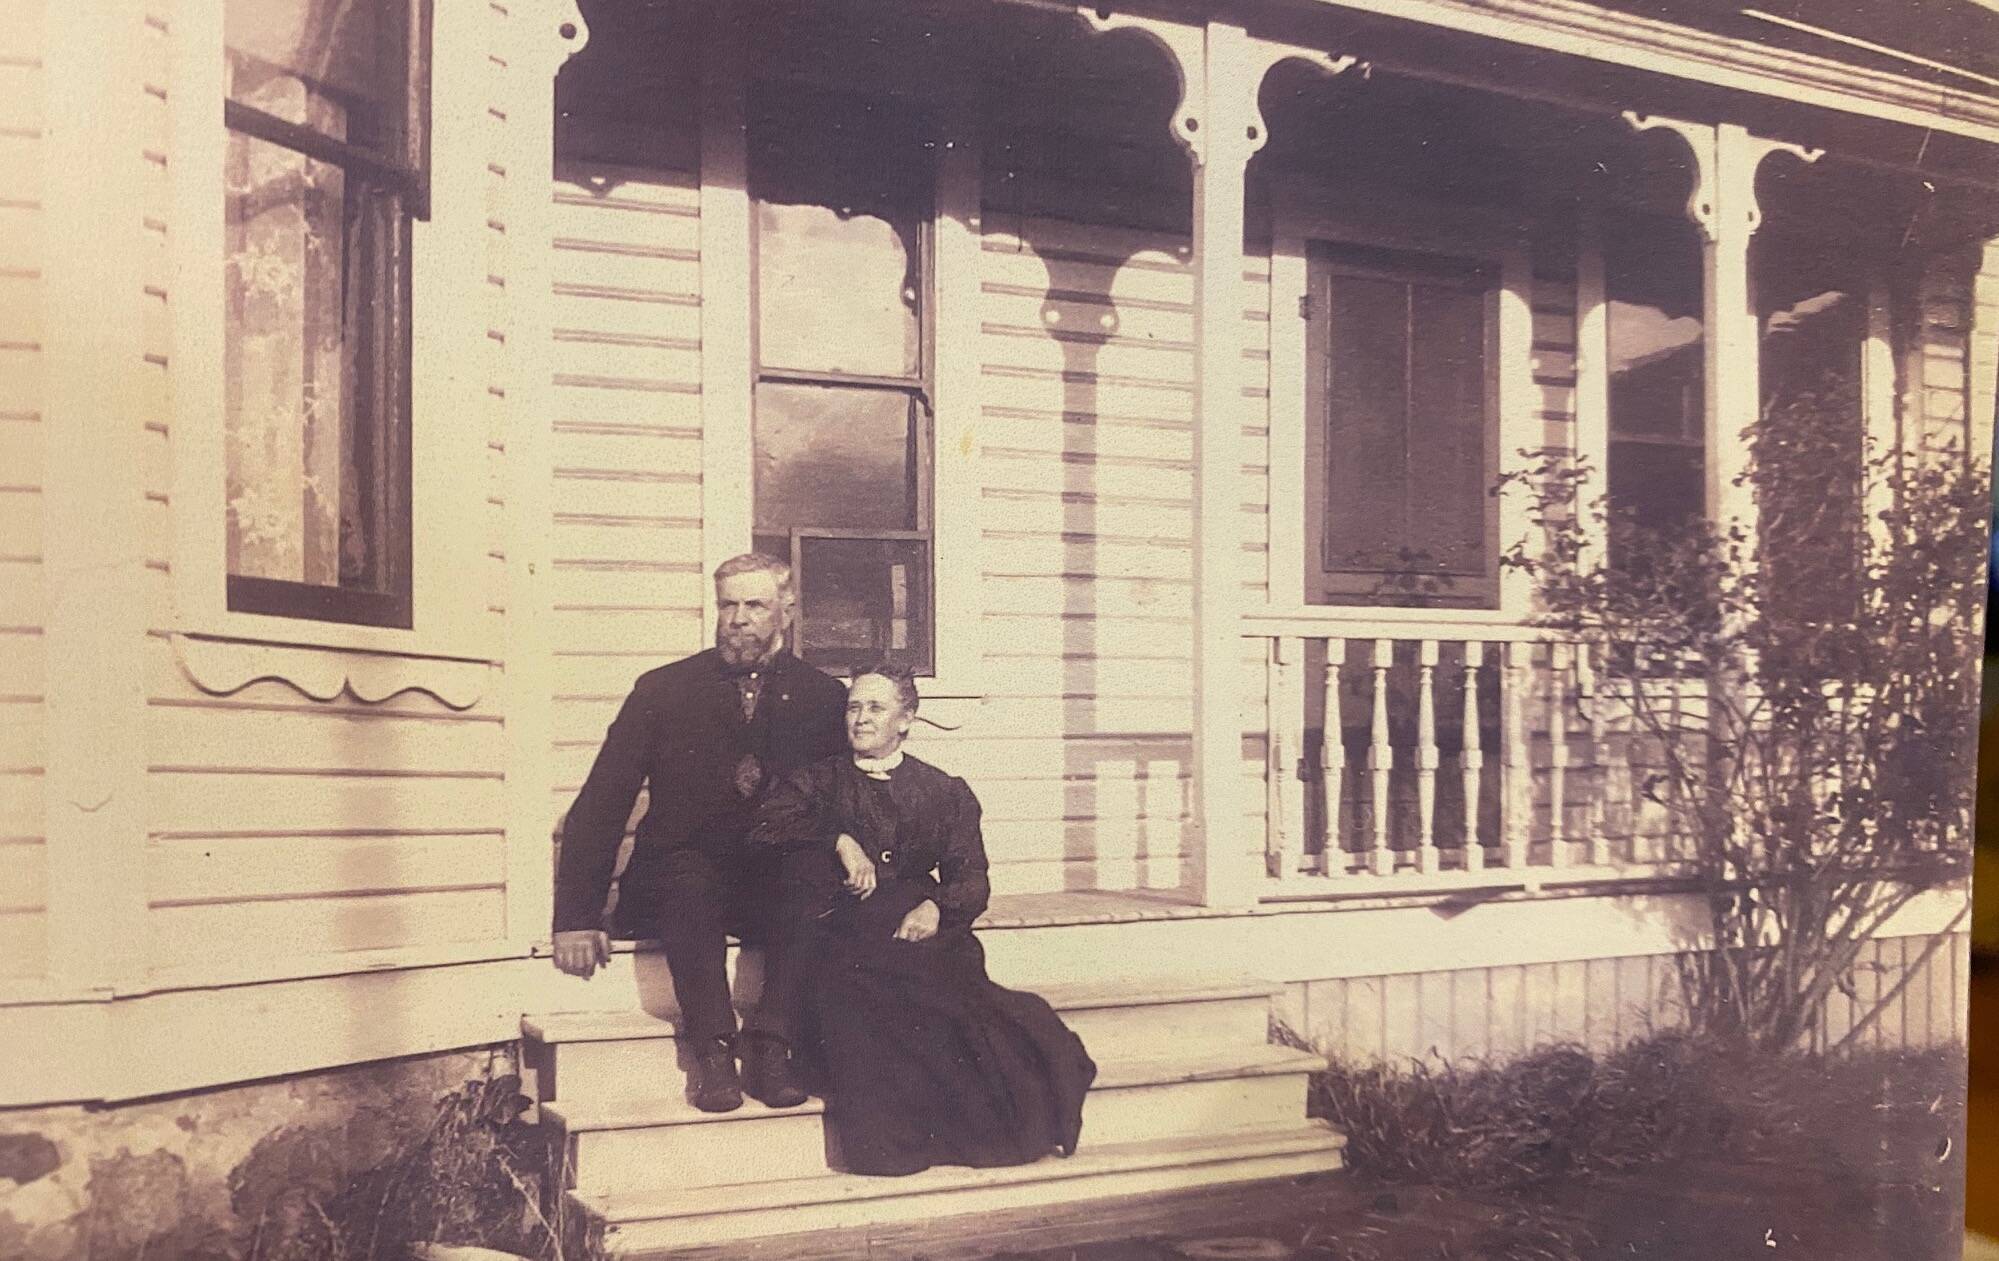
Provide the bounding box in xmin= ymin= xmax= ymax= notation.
xmin=1281 ymin=1028 xmax=1781 ymax=1192
xmin=316 ymin=1074 xmax=590 ymax=1261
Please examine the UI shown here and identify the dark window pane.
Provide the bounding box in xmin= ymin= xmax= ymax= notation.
xmin=1608 ymin=441 xmax=1703 ymax=538
xmin=226 ymin=0 xmax=409 ymax=145
xmin=1324 ymin=274 xmax=1410 ymax=571
xmin=224 ymin=131 xmax=405 ymax=603
xmin=1608 ymin=218 xmax=1704 ymax=556
xmin=791 ymin=536 xmax=933 ymax=674
xmin=753 ymin=383 xmax=918 ymax=532
xmin=1408 ymin=283 xmax=1487 ymax=575
xmin=1755 ymin=232 xmax=1867 ymax=624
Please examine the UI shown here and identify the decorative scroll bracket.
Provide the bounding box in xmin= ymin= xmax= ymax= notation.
xmin=1242 ymin=44 xmax=1359 ymax=160
xmin=1622 ymin=110 xmax=1824 ymax=241
xmin=170 ymin=635 xmax=493 ymax=711
xmin=529 ymin=0 xmax=592 ymax=74
xmin=1079 ymin=7 xmax=1209 ymax=165
xmin=1622 ymin=110 xmax=1720 ymax=239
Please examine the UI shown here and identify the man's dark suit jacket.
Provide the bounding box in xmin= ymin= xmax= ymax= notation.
xmin=552 ymin=648 xmax=849 ymax=935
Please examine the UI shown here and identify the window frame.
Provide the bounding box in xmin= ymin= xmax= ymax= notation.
xmin=168 ymin=0 xmax=495 ymax=666
xmin=1264 ymin=175 xmax=1536 ymax=621
xmin=1305 ymin=240 xmax=1504 ymax=609
xmin=745 ymin=81 xmax=942 ymax=676
xmin=217 ymin=0 xmax=430 ymax=630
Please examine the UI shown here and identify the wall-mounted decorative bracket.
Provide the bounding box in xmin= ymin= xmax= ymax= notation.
xmin=1242 ymin=43 xmax=1358 ymax=158
xmin=1622 ymin=110 xmax=1719 ymax=240
xmin=1078 ymin=7 xmax=1210 ymax=165
xmin=1622 ymin=110 xmax=1825 ymax=241
xmin=532 ymin=0 xmax=592 ymax=74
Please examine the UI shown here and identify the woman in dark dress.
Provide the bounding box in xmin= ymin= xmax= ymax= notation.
xmin=747 ymin=664 xmax=1097 ymax=1176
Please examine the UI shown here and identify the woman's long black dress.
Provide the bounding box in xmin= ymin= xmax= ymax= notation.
xmin=748 ymin=753 xmax=1097 ymax=1176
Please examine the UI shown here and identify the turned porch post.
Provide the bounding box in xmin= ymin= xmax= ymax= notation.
xmin=1623 ymin=113 xmax=1820 ymax=865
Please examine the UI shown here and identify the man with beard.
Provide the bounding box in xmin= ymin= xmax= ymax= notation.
xmin=551 ymin=553 xmax=848 ymax=1112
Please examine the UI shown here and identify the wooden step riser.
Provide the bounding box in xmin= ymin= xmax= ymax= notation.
xmin=589 ymin=1140 xmax=1346 ymax=1256
xmin=534 ymin=995 xmax=1271 ymax=1107
xmin=568 ymin=1071 xmax=1312 ymax=1197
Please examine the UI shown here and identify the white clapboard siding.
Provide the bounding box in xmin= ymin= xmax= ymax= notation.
xmin=0 ymin=0 xmax=47 ymax=982
xmin=1916 ymin=257 xmax=1978 ymax=453
xmin=147 ymin=831 xmax=506 ymax=907
xmin=1288 ymin=935 xmax=1965 ymax=1067
xmin=146 ymin=887 xmax=509 ymax=969
xmin=545 ymin=160 xmax=707 ymax=837
xmin=149 ymin=768 xmax=506 ymax=841
xmin=485 ymin=5 xmax=513 ymax=636
xmin=972 ymin=215 xmax=1200 ymax=904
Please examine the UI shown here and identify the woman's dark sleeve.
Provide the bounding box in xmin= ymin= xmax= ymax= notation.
xmin=748 ymin=763 xmax=841 ymax=852
xmin=932 ymin=778 xmax=991 ymax=932
xmin=553 ymin=682 xmax=656 ymax=934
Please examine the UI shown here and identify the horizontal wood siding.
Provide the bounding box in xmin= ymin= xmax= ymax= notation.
xmin=482 ymin=0 xmax=511 ymax=650
xmin=925 ymin=214 xmax=1215 ymax=896
xmin=0 ymin=0 xmax=47 ymax=980
xmin=545 ymin=161 xmax=706 ymax=840
xmin=1285 ymin=931 xmax=1966 ymax=1066
xmin=133 ymin=8 xmax=513 ymax=975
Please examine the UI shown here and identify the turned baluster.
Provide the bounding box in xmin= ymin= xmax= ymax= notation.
xmin=1367 ymin=638 xmax=1395 ymax=876
xmin=1415 ymin=640 xmax=1440 ymax=875
xmin=1461 ymin=642 xmax=1485 ymax=872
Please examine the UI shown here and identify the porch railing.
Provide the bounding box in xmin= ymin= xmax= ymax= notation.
xmin=1244 ymin=611 xmax=1693 ymax=892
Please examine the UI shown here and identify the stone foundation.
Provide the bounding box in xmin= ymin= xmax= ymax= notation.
xmin=0 ymin=1045 xmax=516 ymax=1261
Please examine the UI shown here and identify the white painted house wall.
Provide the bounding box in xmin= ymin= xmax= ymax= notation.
xmin=0 ymin=0 xmax=1988 ymax=1110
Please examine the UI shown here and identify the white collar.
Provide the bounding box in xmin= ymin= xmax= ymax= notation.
xmin=853 ymin=749 xmax=905 ymax=780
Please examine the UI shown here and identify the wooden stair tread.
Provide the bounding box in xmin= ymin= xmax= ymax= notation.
xmin=573 ymin=1123 xmax=1347 ymax=1224
xmin=523 ymin=975 xmax=1278 ymax=1044
xmin=542 ymin=1045 xmax=1323 ymax=1132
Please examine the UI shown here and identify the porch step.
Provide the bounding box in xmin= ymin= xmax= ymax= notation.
xmin=573 ymin=1123 xmax=1347 ymax=1257
xmin=524 ymin=975 xmax=1278 ymax=1107
xmin=543 ymin=1045 xmax=1325 ymax=1196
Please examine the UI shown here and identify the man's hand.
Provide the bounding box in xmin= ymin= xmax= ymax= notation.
xmin=894 ymin=899 xmax=940 ymax=942
xmin=834 ymin=833 xmax=876 ymax=899
xmin=553 ymin=929 xmax=611 ymax=979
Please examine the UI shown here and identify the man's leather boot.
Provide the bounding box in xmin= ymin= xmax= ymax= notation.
xmin=740 ymin=1034 xmax=809 ymax=1108
xmin=686 ymin=1037 xmax=743 ymax=1113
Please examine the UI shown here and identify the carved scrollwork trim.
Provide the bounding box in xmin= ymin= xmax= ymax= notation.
xmin=169 ymin=634 xmax=493 ymax=711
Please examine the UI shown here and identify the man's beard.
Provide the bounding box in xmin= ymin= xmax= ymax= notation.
xmin=717 ymin=624 xmax=779 ymax=668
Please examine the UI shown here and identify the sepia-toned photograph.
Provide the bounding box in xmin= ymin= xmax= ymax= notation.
xmin=3 ymin=0 xmax=1998 ymax=1258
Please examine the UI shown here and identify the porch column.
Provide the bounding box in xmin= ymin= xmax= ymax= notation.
xmin=1187 ymin=23 xmax=1259 ymax=907
xmin=1623 ymin=114 xmax=1821 ymax=544
xmin=502 ymin=3 xmax=590 ymax=944
xmin=1083 ymin=10 xmax=1350 ymax=906
xmin=1623 ymin=113 xmax=1819 ymax=867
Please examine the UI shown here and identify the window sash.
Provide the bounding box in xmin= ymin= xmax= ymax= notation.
xmin=1317 ymin=250 xmax=1496 ymax=588
xmin=218 ymin=0 xmax=427 ymax=630
xmin=748 ymin=83 xmax=939 ymax=670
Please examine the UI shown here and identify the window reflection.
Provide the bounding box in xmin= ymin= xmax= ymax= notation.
xmin=1607 ymin=218 xmax=1705 ymax=549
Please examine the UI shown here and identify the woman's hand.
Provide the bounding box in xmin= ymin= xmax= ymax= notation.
xmin=895 ymin=899 xmax=940 ymax=942
xmin=834 ymin=833 xmax=876 ymax=899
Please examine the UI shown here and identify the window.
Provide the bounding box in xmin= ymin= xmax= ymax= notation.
xmin=1754 ymin=231 xmax=1870 ymax=625
xmin=222 ymin=0 xmax=430 ymax=628
xmin=749 ymin=89 xmax=936 ymax=672
xmin=1305 ymin=243 xmax=1498 ymax=608
xmin=1607 ymin=217 xmax=1705 ymax=556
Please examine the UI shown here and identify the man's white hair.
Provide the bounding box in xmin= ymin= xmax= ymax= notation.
xmin=713 ymin=551 xmax=794 ymax=596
